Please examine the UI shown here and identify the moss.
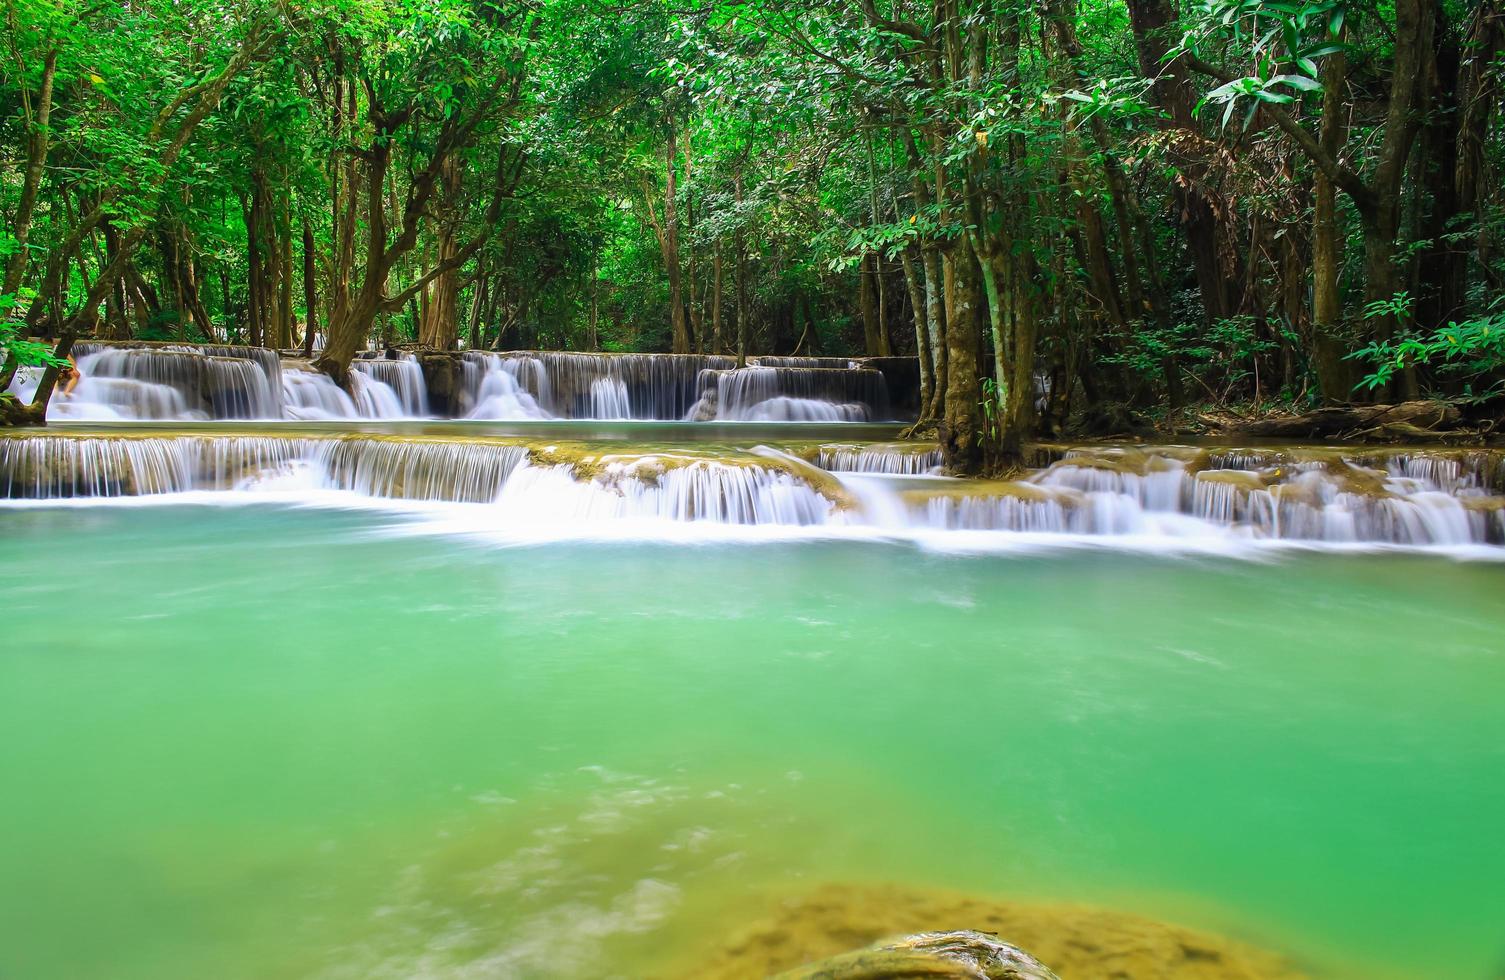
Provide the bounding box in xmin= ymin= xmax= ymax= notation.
xmin=673 ymin=883 xmax=1305 ymax=980
xmin=1194 ymin=470 xmax=1270 ymax=492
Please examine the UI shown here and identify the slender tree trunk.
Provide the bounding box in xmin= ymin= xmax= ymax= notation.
xmin=711 ymin=247 xmax=723 ymax=353
xmin=900 ymin=247 xmax=934 ymax=413
xmin=1312 ymin=42 xmax=1350 ymax=400
xmin=301 ymin=218 xmax=319 ymax=356
xmin=859 ymin=254 xmax=882 ymax=354
xmin=3 ymin=47 xmax=57 ymax=298
xmin=734 ymin=170 xmax=749 ymax=368
xmin=245 ymin=194 xmax=263 ymax=346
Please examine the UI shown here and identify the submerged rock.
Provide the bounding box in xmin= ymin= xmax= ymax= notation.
xmin=680 ymin=883 xmax=1306 ymax=980
xmin=776 ymin=929 xmax=1060 ymax=980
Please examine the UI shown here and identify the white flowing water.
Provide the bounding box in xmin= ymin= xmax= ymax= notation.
xmin=463 ymin=351 xmax=732 ymax=420
xmin=465 ymin=357 xmax=551 ymax=419
xmin=817 ymin=444 xmax=944 ymax=474
xmin=462 ymin=352 xmax=895 ymax=421
xmin=21 ymin=345 xmax=909 ymax=422
xmin=351 ymin=355 xmax=428 ymax=416
xmin=25 ymin=345 xmax=428 ymax=421
xmin=687 ymin=365 xmax=890 ymax=421
xmin=281 ymin=369 xmax=360 ymax=420
xmin=44 ymin=345 xmax=283 ymax=420
xmin=2 ymin=433 xmax=1501 ymax=551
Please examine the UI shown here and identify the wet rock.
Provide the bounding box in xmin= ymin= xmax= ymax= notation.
xmin=680 ymin=883 xmax=1306 ymax=980
xmin=416 ymin=352 xmax=466 ymax=416
xmin=776 ymin=929 xmax=1060 ymax=979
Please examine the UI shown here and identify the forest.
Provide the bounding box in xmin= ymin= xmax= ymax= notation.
xmin=2 ymin=0 xmax=1503 ymax=470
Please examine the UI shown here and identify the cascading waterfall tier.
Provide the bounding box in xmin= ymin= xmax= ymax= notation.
xmin=462 ymin=351 xmax=738 ymax=420
xmin=21 ymin=342 xmax=918 ymax=421
xmin=36 ymin=342 xmax=429 ymax=421
xmin=461 ymin=351 xmax=901 ymax=421
xmin=351 ymin=353 xmax=428 ymax=417
xmin=53 ymin=342 xmax=283 ymax=421
xmin=2 ymin=432 xmax=1501 ymax=546
xmin=0 ymin=433 xmax=850 ymax=523
xmin=813 ymin=443 xmax=944 ymax=474
xmin=687 ymin=365 xmax=891 ymax=421
xmin=913 ymin=445 xmax=1505 ymax=546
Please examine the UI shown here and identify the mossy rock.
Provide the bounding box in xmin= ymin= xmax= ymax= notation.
xmin=677 ymin=883 xmax=1305 ymax=980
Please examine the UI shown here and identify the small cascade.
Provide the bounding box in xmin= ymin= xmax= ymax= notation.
xmin=463 ymin=351 xmax=734 ymax=419
xmin=589 ymin=378 xmax=633 ymax=419
xmin=464 ymin=355 xmax=550 ymax=419
xmin=815 ymin=444 xmax=944 ymax=474
xmin=282 ymin=368 xmax=359 ymax=420
xmin=348 ymin=371 xmax=406 ymax=419
xmin=690 ymin=366 xmax=890 ymax=421
xmin=490 ymin=458 xmax=839 ymax=525
xmin=918 ymin=488 xmax=1075 ymax=533
xmin=750 ymin=356 xmax=858 ymax=369
xmin=351 ymin=355 xmax=428 ymax=416
xmin=312 ymin=439 xmax=531 ymax=502
xmin=48 ymin=343 xmax=282 ymax=420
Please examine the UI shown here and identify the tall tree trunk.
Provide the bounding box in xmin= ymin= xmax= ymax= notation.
xmin=2 ymin=47 xmax=57 ymax=298
xmin=1125 ymin=0 xmax=1239 ymax=324
xmin=711 ymin=247 xmax=723 ymax=353
xmin=1444 ymin=2 xmax=1503 ymax=317
xmin=859 ymin=254 xmax=882 ymax=354
xmin=643 ymin=120 xmax=690 ymax=354
xmin=245 ymin=194 xmax=264 ymax=346
xmin=900 ymin=247 xmax=934 ymax=413
xmin=1312 ymin=41 xmax=1350 ymax=400
xmin=939 ymin=244 xmax=984 ymax=474
xmin=734 ymin=170 xmax=749 ymax=367
xmin=301 ymin=218 xmax=318 ymax=357
xmin=278 ymin=198 xmax=294 ymax=348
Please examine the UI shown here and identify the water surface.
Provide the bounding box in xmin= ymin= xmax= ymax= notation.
xmin=2 ymin=504 xmax=1503 ymax=978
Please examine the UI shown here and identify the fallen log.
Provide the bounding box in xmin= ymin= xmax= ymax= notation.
xmin=1230 ymin=401 xmax=1461 ymax=439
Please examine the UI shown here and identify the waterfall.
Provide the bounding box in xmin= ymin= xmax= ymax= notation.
xmin=4 ymin=365 xmax=42 ymax=405
xmin=351 ymin=355 xmax=428 ymax=416
xmin=282 ymin=369 xmax=359 ymax=420
xmin=750 ymin=356 xmax=858 ymax=369
xmin=690 ymin=366 xmax=890 ymax=421
xmin=313 ymin=439 xmax=530 ymax=502
xmin=349 ymin=370 xmax=407 ymax=418
xmin=3 ymin=434 xmax=1501 ymax=547
xmin=0 ymin=434 xmax=842 ymax=523
xmin=464 ymin=355 xmax=550 ymax=419
xmin=38 ymin=343 xmax=432 ymax=421
xmin=463 ymin=351 xmax=735 ymax=419
xmin=27 ymin=343 xmax=914 ymax=421
xmin=46 ymin=343 xmax=283 ymax=420
xmin=815 ymin=444 xmax=944 ymax=474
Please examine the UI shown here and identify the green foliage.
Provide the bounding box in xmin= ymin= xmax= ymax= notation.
xmin=1183 ymin=0 xmax=1347 ymax=129
xmin=1349 ymin=313 xmax=1505 ymax=400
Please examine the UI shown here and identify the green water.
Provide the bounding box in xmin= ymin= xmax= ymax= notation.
xmin=2 ymin=504 xmax=1503 ymax=979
